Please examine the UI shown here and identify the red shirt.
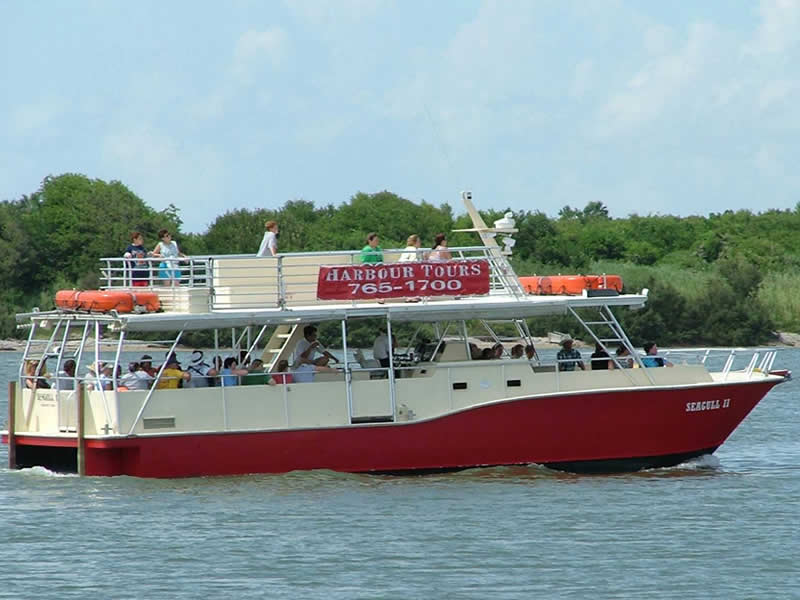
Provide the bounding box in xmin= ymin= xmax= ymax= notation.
xmin=272 ymin=373 xmax=293 ymax=384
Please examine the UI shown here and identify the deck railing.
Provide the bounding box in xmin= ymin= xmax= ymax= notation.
xmin=99 ymin=246 xmax=524 ymax=310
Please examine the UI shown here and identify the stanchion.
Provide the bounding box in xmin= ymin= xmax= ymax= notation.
xmin=7 ymin=381 xmax=16 ymax=470
xmin=77 ymin=383 xmax=86 ymax=476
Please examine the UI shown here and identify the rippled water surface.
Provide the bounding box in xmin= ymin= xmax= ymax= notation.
xmin=1 ymin=350 xmax=798 ymax=599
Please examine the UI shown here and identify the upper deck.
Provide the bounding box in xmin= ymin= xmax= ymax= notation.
xmin=17 ymin=245 xmax=648 ymax=331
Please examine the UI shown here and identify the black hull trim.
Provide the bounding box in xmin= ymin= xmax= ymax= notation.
xmin=368 ymin=447 xmax=720 ymax=476
xmin=544 ymin=446 xmax=720 ymax=474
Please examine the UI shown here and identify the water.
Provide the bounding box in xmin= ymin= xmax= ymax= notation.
xmin=1 ymin=350 xmax=798 ymax=599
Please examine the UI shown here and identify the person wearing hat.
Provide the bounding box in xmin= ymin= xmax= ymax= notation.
xmin=156 ymin=354 xmax=191 ymax=389
xmin=556 ymin=336 xmax=584 ymax=371
xmin=186 ymin=350 xmax=218 ymax=388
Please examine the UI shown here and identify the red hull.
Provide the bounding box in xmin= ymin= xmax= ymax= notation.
xmin=4 ymin=380 xmax=777 ymax=477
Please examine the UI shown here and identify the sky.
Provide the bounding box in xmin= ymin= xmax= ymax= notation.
xmin=2 ymin=0 xmax=799 ymax=233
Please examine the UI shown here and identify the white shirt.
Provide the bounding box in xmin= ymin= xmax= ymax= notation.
xmin=186 ymin=362 xmax=211 ymax=388
xmin=293 ymin=338 xmax=318 ymax=367
xmin=373 ymin=333 xmax=390 ymax=361
xmin=257 ymin=231 xmax=278 ymax=257
xmin=398 ymin=245 xmax=419 ymax=262
xmin=120 ymin=370 xmax=153 ymax=390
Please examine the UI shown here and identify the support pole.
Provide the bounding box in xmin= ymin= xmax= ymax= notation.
xmin=77 ymin=383 xmax=86 ymax=476
xmin=7 ymin=382 xmax=16 ymax=470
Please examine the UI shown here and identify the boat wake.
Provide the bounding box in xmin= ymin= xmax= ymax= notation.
xmin=13 ymin=465 xmax=78 ymax=478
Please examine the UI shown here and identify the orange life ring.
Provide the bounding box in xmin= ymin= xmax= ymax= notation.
xmin=55 ymin=290 xmax=161 ymax=313
xmin=519 ymin=275 xmax=623 ymax=295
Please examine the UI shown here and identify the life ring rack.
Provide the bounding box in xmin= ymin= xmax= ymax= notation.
xmin=54 ymin=290 xmax=161 ymax=314
xmin=519 ymin=275 xmax=623 ymax=296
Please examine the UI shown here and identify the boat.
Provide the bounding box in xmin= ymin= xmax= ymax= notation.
xmin=1 ymin=192 xmax=789 ymax=478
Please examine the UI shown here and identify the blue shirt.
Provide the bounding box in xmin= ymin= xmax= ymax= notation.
xmin=221 ymin=368 xmax=238 ymax=386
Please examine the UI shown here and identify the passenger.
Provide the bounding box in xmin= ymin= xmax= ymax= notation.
xmin=86 ymin=361 xmax=113 ymax=391
xmin=156 ymin=354 xmax=191 ymax=389
xmin=123 ymin=231 xmax=151 ymax=287
xmin=469 ymin=343 xmax=482 ymax=360
xmin=294 ymin=356 xmax=337 ymax=383
xmin=373 ymin=328 xmax=391 ymax=370
xmin=556 ymin=336 xmax=585 ymax=371
xmin=256 ymin=220 xmax=279 ymax=257
xmin=55 ymin=359 xmax=77 ymax=390
xmin=24 ymin=360 xmax=42 ymax=390
xmin=510 ymin=344 xmax=524 ymax=359
xmin=208 ymin=356 xmax=224 ymax=386
xmin=492 ymin=343 xmax=504 ymax=359
xmin=480 ymin=348 xmax=493 ymax=360
xmin=186 ymin=350 xmax=215 ymax=388
xmin=399 ymin=234 xmax=422 ymax=262
xmin=642 ymin=342 xmax=673 ymax=368
xmin=126 ymin=361 xmax=155 ymax=390
xmin=525 ymin=344 xmax=537 ymax=361
xmin=139 ymin=354 xmax=157 ymax=377
xmin=360 ymin=232 xmax=384 ymax=264
xmin=152 ymin=229 xmax=186 ymax=287
xmin=590 ymin=343 xmax=612 ymax=370
xmin=238 ymin=350 xmax=252 ymax=368
xmin=293 ymin=325 xmax=337 ymax=372
xmin=615 ymin=345 xmax=634 ymax=369
xmin=271 ymin=359 xmax=293 ymax=385
xmin=428 ymin=233 xmax=452 ymax=262
xmin=220 ymin=357 xmax=249 ymax=387
xmin=243 ymin=359 xmax=271 ymax=385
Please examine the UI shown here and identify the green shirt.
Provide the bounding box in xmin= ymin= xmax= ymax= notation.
xmin=360 ymin=245 xmax=384 ymax=263
xmin=243 ymin=371 xmax=271 ymax=385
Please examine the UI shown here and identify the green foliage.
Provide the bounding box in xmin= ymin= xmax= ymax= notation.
xmin=0 ymin=175 xmax=795 ymax=346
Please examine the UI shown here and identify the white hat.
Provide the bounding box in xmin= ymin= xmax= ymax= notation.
xmin=560 ymin=335 xmax=573 ymax=345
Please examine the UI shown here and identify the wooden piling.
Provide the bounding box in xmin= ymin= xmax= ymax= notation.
xmin=77 ymin=383 xmax=86 ymax=476
xmin=7 ymin=381 xmax=16 ymax=470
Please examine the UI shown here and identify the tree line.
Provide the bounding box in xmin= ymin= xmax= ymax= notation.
xmin=2 ymin=173 xmax=798 ymax=345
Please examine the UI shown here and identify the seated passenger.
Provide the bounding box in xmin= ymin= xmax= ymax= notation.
xmin=469 ymin=343 xmax=482 ymax=360
xmin=186 ymin=350 xmax=216 ymax=388
xmin=272 ymin=359 xmax=294 ymax=385
xmin=510 ymin=344 xmax=524 ymax=359
xmin=55 ymin=359 xmax=77 ymax=390
xmin=220 ymin=357 xmax=249 ymax=386
xmin=156 ymin=355 xmax=191 ymax=389
xmin=480 ymin=348 xmax=493 ymax=360
xmin=641 ymin=342 xmax=673 ymax=368
xmin=294 ymin=356 xmax=337 ymax=383
xmin=492 ymin=343 xmax=505 ymax=359
xmin=590 ymin=343 xmax=612 ymax=370
xmin=557 ymin=336 xmax=585 ymax=371
xmin=243 ymin=359 xmax=271 ymax=385
xmin=525 ymin=344 xmax=537 ymax=361
xmin=615 ymin=345 xmax=634 ymax=369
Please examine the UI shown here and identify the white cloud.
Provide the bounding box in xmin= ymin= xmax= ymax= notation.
xmin=746 ymin=0 xmax=800 ymax=55
xmin=595 ymin=23 xmax=720 ymax=137
xmin=232 ymin=28 xmax=289 ymax=83
xmin=284 ymin=0 xmax=387 ymax=27
xmin=8 ymin=100 xmax=63 ymax=136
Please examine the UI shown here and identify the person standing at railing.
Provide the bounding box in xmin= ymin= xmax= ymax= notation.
xmin=123 ymin=231 xmax=152 ymax=287
xmin=257 ymin=220 xmax=279 ymax=257
xmin=152 ymin=229 xmax=186 ymax=287
xmin=428 ymin=233 xmax=452 ymax=262
xmin=360 ymin=232 xmax=384 ymax=263
xmin=399 ymin=234 xmax=422 ymax=262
